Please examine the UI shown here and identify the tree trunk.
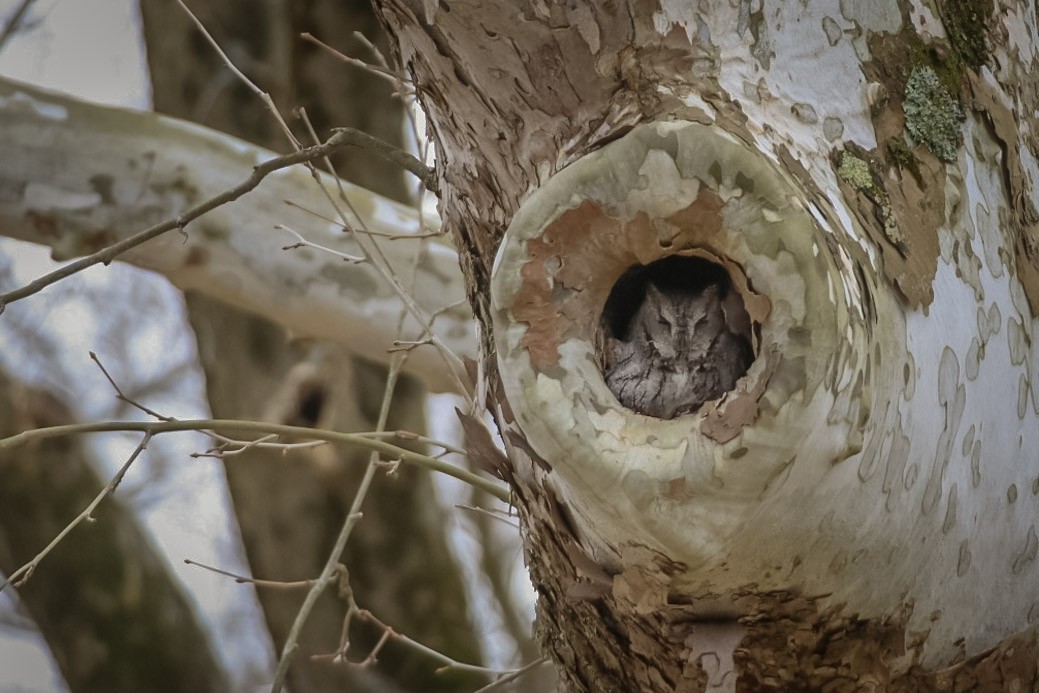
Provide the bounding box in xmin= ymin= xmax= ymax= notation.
xmin=374 ymin=1 xmax=1039 ymax=689
xmin=138 ymin=1 xmax=484 ymax=691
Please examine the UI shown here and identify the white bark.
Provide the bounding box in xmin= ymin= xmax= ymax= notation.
xmin=0 ymin=76 xmax=475 ymax=392
xmin=489 ymin=0 xmax=1039 ymax=675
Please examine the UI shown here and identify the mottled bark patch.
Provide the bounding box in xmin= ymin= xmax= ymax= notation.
xmin=601 ymin=256 xmax=754 ymax=419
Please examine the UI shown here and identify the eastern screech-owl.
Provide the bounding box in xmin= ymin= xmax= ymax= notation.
xmin=604 ymin=280 xmax=754 ymax=419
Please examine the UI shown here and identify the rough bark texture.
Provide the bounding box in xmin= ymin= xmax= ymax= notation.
xmin=0 ymin=371 xmax=228 ymax=693
xmin=374 ymin=1 xmax=1039 ymax=690
xmin=139 ymin=2 xmax=484 ymax=691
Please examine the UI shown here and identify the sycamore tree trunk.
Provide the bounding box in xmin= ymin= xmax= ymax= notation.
xmin=374 ymin=1 xmax=1039 ymax=690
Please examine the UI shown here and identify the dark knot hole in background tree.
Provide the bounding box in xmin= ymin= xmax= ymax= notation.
xmin=600 ymin=255 xmax=755 ymax=419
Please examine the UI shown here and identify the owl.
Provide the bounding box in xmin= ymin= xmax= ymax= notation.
xmin=603 ymin=279 xmax=754 ymax=419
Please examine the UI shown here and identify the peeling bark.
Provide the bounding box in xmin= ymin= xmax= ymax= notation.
xmin=374 ymin=0 xmax=1039 ymax=689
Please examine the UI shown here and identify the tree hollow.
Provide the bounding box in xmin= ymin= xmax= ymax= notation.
xmin=600 ymin=256 xmax=754 ymax=419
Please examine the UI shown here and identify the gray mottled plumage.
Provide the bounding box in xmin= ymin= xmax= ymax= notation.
xmin=604 ymin=281 xmax=754 ymax=419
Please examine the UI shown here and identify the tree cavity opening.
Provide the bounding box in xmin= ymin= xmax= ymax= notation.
xmin=600 ymin=255 xmax=755 ymax=419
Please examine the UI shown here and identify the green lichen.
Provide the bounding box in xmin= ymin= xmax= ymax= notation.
xmin=836 ymin=151 xmax=908 ymax=254
xmin=838 ymin=153 xmax=881 ymax=197
xmin=904 ymin=66 xmax=964 ymax=162
xmin=886 ymin=138 xmax=922 ymax=185
xmin=941 ymin=0 xmax=993 ymax=69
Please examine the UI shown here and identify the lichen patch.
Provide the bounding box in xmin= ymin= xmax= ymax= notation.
xmin=833 ymin=144 xmax=944 ymax=308
xmin=904 ymin=66 xmax=965 ymax=162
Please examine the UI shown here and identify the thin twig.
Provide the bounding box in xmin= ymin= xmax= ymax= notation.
xmin=299 ymin=32 xmax=402 ymax=84
xmin=0 ymin=432 xmax=153 ymax=593
xmin=277 ymin=224 xmax=366 ymax=262
xmin=184 ymin=558 xmax=317 ymax=591
xmin=175 ymin=0 xmax=299 ymax=148
xmin=0 ymin=419 xmax=509 ymax=502
xmin=455 ymin=504 xmax=521 ymax=530
xmin=352 ymin=31 xmax=391 ymax=70
xmin=389 ymin=338 xmax=433 ymax=353
xmin=90 ymin=351 xmax=173 ymax=421
xmin=0 ymin=131 xmax=360 ymax=312
xmin=191 ymin=433 xmax=299 ymax=459
xmin=283 ymin=199 xmax=443 ymax=239
xmin=326 ymin=127 xmax=437 ymax=194
xmin=363 ymin=609 xmax=506 ymax=676
xmin=471 ymin=657 xmax=551 ymax=692
xmin=194 ymin=428 xmax=462 ymax=457
xmin=0 ymin=0 xmax=37 ymax=53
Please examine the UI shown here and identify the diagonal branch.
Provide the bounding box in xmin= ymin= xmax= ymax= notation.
xmin=0 ymin=432 xmax=153 ymax=592
xmin=330 ymin=127 xmax=437 ymax=194
xmin=0 ymin=76 xmax=475 ymax=392
xmin=0 ymin=128 xmax=367 ymax=310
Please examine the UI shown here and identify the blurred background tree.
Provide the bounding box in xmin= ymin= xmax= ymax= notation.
xmin=0 ymin=1 xmax=543 ymax=691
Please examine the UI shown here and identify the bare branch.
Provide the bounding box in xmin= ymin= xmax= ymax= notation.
xmin=277 ymin=224 xmax=366 ymax=262
xmin=0 ymin=0 xmax=37 ymax=53
xmin=300 ymin=32 xmax=403 ymax=84
xmin=90 ymin=351 xmax=173 ymax=421
xmin=319 ymin=604 xmax=541 ymax=682
xmin=0 ymin=432 xmax=153 ymax=593
xmin=284 ymin=199 xmax=442 ymax=239
xmin=184 ymin=558 xmax=317 ymax=591
xmin=175 ymin=0 xmax=299 ymax=148
xmin=0 ymin=419 xmax=510 ymax=503
xmin=330 ymin=127 xmax=437 ymax=195
xmin=472 ymin=657 xmax=552 ymax=692
xmin=0 ymin=129 xmax=358 ymax=312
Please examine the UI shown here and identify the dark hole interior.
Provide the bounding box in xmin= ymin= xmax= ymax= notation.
xmin=600 ymin=255 xmax=755 ymax=419
xmin=296 ymin=386 xmax=327 ymax=427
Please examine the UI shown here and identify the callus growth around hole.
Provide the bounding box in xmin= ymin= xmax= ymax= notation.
xmin=601 ymin=256 xmax=755 ymax=419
